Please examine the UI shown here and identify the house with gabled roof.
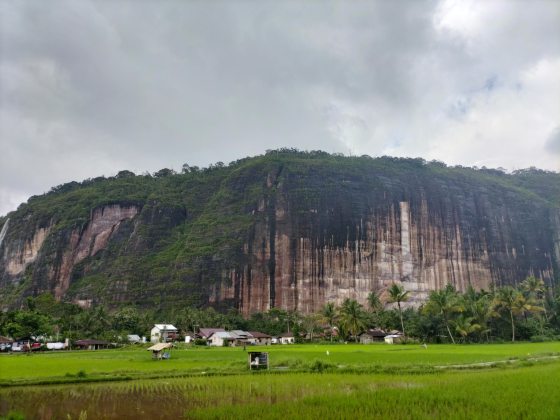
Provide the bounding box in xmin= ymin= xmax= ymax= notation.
xmin=150 ymin=324 xmax=178 ymax=343
xmin=248 ymin=331 xmax=272 ymax=345
xmin=208 ymin=331 xmax=234 ymax=347
xmin=197 ymin=328 xmax=225 ymax=340
xmin=359 ymin=329 xmax=387 ymax=344
xmin=279 ymin=332 xmax=295 ymax=344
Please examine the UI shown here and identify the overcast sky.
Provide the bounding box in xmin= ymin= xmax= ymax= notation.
xmin=1 ymin=0 xmax=559 ymax=216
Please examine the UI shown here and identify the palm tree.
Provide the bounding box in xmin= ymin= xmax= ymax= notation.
xmin=423 ymin=284 xmax=462 ymax=344
xmin=339 ymin=299 xmax=367 ymax=342
xmin=521 ymin=276 xmax=547 ymax=322
xmin=453 ymin=315 xmax=481 ymax=343
xmin=467 ymin=293 xmax=494 ymax=342
xmin=367 ymin=291 xmax=383 ymax=314
xmin=387 ymin=283 xmax=409 ymax=336
xmin=493 ymin=287 xmax=524 ymax=342
xmin=321 ymin=302 xmax=337 ymax=342
xmin=521 ymin=276 xmax=545 ymax=303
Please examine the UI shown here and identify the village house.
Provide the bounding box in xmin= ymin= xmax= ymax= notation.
xmin=208 ymin=331 xmax=234 ymax=346
xmin=279 ymin=332 xmax=295 ymax=344
xmin=183 ymin=331 xmax=195 ymax=343
xmin=150 ymin=324 xmax=178 ymax=343
xmin=197 ymin=328 xmax=225 ymax=341
xmin=359 ymin=329 xmax=387 ymax=344
xmin=127 ymin=334 xmax=142 ymax=344
xmin=74 ymin=339 xmax=111 ymax=350
xmin=229 ymin=330 xmax=253 ymax=346
xmin=384 ymin=332 xmax=404 ymax=344
xmin=248 ymin=331 xmax=272 ymax=345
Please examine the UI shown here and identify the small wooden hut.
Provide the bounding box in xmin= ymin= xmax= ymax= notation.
xmin=248 ymin=351 xmax=269 ymax=370
xmin=147 ymin=342 xmax=173 ymax=360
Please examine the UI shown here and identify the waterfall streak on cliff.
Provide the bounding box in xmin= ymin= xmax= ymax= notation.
xmin=0 ymin=218 xmax=9 ymax=248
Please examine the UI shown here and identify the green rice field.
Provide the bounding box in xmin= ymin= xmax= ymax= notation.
xmin=1 ymin=342 xmax=560 ymax=419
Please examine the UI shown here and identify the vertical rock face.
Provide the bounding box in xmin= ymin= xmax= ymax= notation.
xmin=212 ymin=168 xmax=558 ymax=316
xmin=4 ymin=224 xmax=51 ymax=276
xmin=52 ymin=205 xmax=139 ymax=298
xmin=0 ymin=205 xmax=138 ymax=304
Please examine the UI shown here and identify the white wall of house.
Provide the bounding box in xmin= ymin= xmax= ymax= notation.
xmin=150 ymin=325 xmax=178 ymax=343
xmin=150 ymin=327 xmax=160 ymax=343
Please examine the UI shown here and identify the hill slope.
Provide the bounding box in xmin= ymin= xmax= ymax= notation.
xmin=1 ymin=150 xmax=559 ymax=314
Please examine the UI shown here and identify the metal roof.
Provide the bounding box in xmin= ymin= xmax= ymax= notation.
xmin=153 ymin=324 xmax=177 ymax=331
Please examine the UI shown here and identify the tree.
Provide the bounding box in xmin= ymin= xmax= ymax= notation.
xmin=153 ymin=168 xmax=176 ymax=178
xmin=462 ymin=289 xmax=494 ymax=342
xmin=112 ymin=307 xmax=140 ymax=333
xmin=521 ymin=276 xmax=545 ymax=302
xmin=115 ymin=170 xmax=136 ymax=179
xmin=6 ymin=311 xmax=52 ymax=339
xmin=367 ymin=290 xmax=383 ymax=314
xmin=493 ymin=287 xmax=525 ymax=342
xmin=453 ymin=315 xmax=481 ymax=342
xmin=321 ymin=302 xmax=337 ymax=342
xmin=339 ymin=299 xmax=367 ymax=342
xmin=521 ymin=276 xmax=547 ymax=322
xmin=300 ymin=313 xmax=322 ymax=341
xmin=423 ymin=284 xmax=462 ymax=344
xmin=387 ymin=283 xmax=409 ymax=336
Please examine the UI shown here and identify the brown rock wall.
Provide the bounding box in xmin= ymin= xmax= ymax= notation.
xmin=214 ymin=197 xmax=498 ymax=316
xmin=52 ymin=205 xmax=138 ymax=298
xmin=5 ymin=225 xmax=51 ymax=276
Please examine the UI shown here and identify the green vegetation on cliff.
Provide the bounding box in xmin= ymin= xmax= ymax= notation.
xmin=1 ymin=150 xmax=559 ymax=311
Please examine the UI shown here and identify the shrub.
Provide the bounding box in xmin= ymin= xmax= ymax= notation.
xmin=308 ymin=359 xmax=335 ymax=373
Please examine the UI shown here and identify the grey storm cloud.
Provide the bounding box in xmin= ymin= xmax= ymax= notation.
xmin=1 ymin=0 xmax=560 ymax=216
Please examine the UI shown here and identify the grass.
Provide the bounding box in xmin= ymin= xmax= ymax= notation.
xmin=2 ymin=342 xmax=560 ymax=383
xmin=1 ymin=342 xmax=560 ymax=418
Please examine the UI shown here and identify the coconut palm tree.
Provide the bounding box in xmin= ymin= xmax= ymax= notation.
xmin=367 ymin=290 xmax=383 ymax=314
xmin=521 ymin=276 xmax=547 ymax=322
xmin=339 ymin=299 xmax=367 ymax=342
xmin=467 ymin=293 xmax=494 ymax=342
xmin=387 ymin=283 xmax=409 ymax=336
xmin=423 ymin=284 xmax=462 ymax=344
xmin=453 ymin=315 xmax=481 ymax=343
xmin=493 ymin=287 xmax=527 ymax=342
xmin=521 ymin=276 xmax=545 ymax=302
xmin=321 ymin=302 xmax=337 ymax=342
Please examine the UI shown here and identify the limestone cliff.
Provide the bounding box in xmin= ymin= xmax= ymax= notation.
xmin=0 ymin=152 xmax=558 ymax=313
xmin=210 ymin=163 xmax=559 ymax=315
xmin=0 ymin=204 xmax=138 ymax=306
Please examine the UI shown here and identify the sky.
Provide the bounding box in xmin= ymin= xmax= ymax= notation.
xmin=1 ymin=0 xmax=559 ymax=216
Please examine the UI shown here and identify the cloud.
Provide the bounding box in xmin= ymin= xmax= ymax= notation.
xmin=546 ymin=127 xmax=560 ymax=155
xmin=1 ymin=0 xmax=559 ymax=215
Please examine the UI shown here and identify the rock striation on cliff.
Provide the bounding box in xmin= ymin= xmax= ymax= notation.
xmin=0 ymin=151 xmax=558 ymax=314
